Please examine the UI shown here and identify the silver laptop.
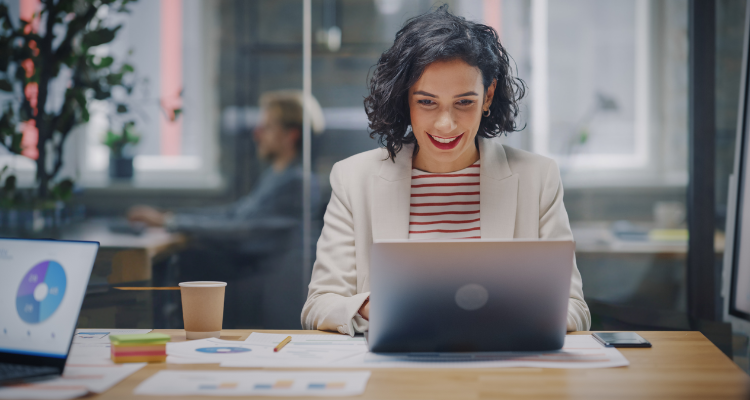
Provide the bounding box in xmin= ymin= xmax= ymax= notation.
xmin=368 ymin=239 xmax=574 ymax=353
xmin=0 ymin=238 xmax=99 ymax=385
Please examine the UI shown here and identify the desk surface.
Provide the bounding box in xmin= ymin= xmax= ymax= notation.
xmin=572 ymin=224 xmax=725 ymax=254
xmin=61 ymin=218 xmax=185 ymax=254
xmin=91 ymin=330 xmax=749 ymax=400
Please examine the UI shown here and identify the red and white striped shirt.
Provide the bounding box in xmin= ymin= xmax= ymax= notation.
xmin=408 ymin=160 xmax=481 ymax=240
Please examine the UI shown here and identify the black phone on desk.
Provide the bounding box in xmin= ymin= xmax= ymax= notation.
xmin=592 ymin=332 xmax=652 ymax=348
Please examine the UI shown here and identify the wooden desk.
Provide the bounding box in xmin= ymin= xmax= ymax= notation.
xmin=62 ymin=219 xmax=186 ymax=328
xmin=61 ymin=218 xmax=186 ymax=284
xmin=92 ymin=330 xmax=750 ymax=400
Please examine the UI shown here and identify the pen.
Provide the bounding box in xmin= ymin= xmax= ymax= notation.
xmin=274 ymin=336 xmax=292 ymax=352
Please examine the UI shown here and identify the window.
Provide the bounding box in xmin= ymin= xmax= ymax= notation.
xmin=529 ymin=0 xmax=688 ymax=187
xmin=80 ymin=0 xmax=221 ymax=189
xmin=0 ymin=0 xmax=221 ymax=189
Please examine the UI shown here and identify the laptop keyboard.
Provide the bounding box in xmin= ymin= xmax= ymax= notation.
xmin=0 ymin=363 xmax=59 ymax=384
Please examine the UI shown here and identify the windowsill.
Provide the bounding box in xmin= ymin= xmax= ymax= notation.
xmin=1 ymin=155 xmax=225 ymax=191
xmin=560 ymin=171 xmax=688 ymax=189
xmin=79 ymin=171 xmax=224 ymax=191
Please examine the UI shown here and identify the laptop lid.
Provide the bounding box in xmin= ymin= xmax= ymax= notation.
xmin=368 ymin=239 xmax=574 ymax=353
xmin=0 ymin=239 xmax=99 ymax=371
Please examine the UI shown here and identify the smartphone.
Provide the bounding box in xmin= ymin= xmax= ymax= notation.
xmin=592 ymin=332 xmax=652 ymax=348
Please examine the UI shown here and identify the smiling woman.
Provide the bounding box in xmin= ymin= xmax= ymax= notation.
xmin=364 ymin=4 xmax=525 ymax=169
xmin=301 ymin=5 xmax=590 ymax=336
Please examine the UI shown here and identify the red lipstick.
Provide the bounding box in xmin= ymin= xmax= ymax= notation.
xmin=427 ymin=132 xmax=464 ymax=150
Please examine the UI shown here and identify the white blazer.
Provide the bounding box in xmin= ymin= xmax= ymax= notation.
xmin=301 ymin=137 xmax=591 ymax=335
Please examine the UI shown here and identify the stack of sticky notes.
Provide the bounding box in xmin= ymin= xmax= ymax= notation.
xmin=110 ymin=333 xmax=171 ymax=363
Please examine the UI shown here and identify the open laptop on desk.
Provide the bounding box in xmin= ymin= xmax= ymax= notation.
xmin=0 ymin=238 xmax=99 ymax=385
xmin=368 ymin=239 xmax=574 ymax=353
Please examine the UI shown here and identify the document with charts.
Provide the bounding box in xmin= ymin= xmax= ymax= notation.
xmin=167 ymin=338 xmax=263 ymax=364
xmin=221 ymin=334 xmax=628 ymax=369
xmin=134 ymin=371 xmax=371 ymax=397
xmin=217 ymin=333 xmax=368 ymax=367
xmin=0 ymin=363 xmax=146 ymax=400
xmin=334 ymin=335 xmax=629 ymax=369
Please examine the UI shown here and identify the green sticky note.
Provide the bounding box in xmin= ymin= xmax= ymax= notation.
xmin=109 ymin=333 xmax=171 ymax=345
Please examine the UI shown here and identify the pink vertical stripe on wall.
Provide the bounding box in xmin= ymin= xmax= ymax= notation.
xmin=19 ymin=0 xmax=40 ymax=160
xmin=483 ymin=0 xmax=502 ymax=39
xmin=19 ymin=0 xmax=39 ymax=31
xmin=160 ymin=0 xmax=183 ymax=156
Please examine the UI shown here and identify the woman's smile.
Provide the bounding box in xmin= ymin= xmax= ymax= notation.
xmin=427 ymin=132 xmax=464 ymax=150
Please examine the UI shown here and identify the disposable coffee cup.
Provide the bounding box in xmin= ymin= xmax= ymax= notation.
xmin=179 ymin=281 xmax=226 ymax=340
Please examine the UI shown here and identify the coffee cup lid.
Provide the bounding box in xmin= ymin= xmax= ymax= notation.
xmin=178 ymin=281 xmax=227 ymax=288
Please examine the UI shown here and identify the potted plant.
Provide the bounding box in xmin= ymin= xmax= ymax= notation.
xmin=104 ymin=121 xmax=139 ymax=179
xmin=0 ymin=0 xmax=138 ymax=234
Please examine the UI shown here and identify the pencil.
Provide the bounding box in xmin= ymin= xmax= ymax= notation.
xmin=113 ymin=287 xmax=181 ymax=291
xmin=274 ymin=336 xmax=292 ymax=352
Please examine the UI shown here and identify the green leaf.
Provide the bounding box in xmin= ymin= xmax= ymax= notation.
xmin=93 ymin=87 xmax=111 ymax=100
xmin=82 ymin=26 xmax=121 ymax=48
xmin=4 ymin=174 xmax=16 ymax=192
xmin=97 ymin=56 xmax=114 ymax=69
xmin=0 ymin=40 xmax=10 ymax=72
xmin=103 ymin=130 xmax=119 ymax=148
xmin=18 ymin=102 xmax=31 ymax=122
xmin=116 ymin=104 xmax=128 ymax=113
xmin=122 ymin=63 xmax=134 ymax=73
xmin=0 ymin=79 xmax=13 ymax=92
xmin=124 ymin=123 xmax=140 ymax=144
xmin=51 ymin=178 xmax=74 ymax=201
xmin=0 ymin=105 xmax=12 ymax=131
xmin=10 ymin=132 xmax=22 ymax=153
xmin=106 ymin=72 xmax=123 ymax=86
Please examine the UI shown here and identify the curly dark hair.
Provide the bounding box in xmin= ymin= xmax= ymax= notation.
xmin=364 ymin=4 xmax=526 ymax=161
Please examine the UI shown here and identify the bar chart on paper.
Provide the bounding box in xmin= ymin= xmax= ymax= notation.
xmin=134 ymin=371 xmax=371 ymax=397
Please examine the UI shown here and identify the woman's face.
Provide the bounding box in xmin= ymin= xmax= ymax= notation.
xmin=409 ymin=59 xmax=496 ymax=172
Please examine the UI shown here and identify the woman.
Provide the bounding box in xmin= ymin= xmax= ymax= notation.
xmin=301 ymin=6 xmax=590 ymax=335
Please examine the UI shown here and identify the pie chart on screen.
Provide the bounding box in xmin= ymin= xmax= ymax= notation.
xmin=16 ymin=261 xmax=67 ymax=324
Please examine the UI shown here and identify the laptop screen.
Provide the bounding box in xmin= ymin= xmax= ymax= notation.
xmin=0 ymin=239 xmax=98 ymax=359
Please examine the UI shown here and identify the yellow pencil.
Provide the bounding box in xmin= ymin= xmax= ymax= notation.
xmin=274 ymin=336 xmax=292 ymax=352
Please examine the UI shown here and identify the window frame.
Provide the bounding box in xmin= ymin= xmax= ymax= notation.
xmin=530 ymin=0 xmax=687 ymax=188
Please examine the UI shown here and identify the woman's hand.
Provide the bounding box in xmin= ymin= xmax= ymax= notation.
xmin=358 ymin=298 xmax=370 ymax=320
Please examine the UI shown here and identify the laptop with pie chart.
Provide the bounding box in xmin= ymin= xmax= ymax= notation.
xmin=0 ymin=238 xmax=99 ymax=385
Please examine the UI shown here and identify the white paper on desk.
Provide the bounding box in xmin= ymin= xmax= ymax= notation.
xmin=66 ymin=343 xmax=113 ymax=365
xmin=73 ymin=329 xmax=151 ymax=344
xmin=243 ymin=332 xmax=363 ymax=346
xmin=0 ymin=363 xmax=146 ymax=399
xmin=219 ymin=333 xmax=368 ymax=368
xmin=167 ymin=338 xmax=267 ymax=364
xmin=134 ymin=370 xmax=371 ymax=397
xmin=0 ymin=387 xmax=87 ymax=400
xmin=329 ymin=335 xmax=629 ymax=369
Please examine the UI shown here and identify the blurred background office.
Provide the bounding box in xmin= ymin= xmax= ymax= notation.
xmin=0 ymin=0 xmax=748 ymax=371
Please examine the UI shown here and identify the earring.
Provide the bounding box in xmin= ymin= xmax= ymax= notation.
xmin=483 ymin=109 xmax=491 ymax=117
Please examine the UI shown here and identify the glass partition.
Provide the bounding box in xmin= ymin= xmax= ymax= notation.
xmin=5 ymin=0 xmax=729 ymax=334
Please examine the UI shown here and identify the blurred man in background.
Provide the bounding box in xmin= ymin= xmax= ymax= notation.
xmin=129 ymin=90 xmax=324 ymax=328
